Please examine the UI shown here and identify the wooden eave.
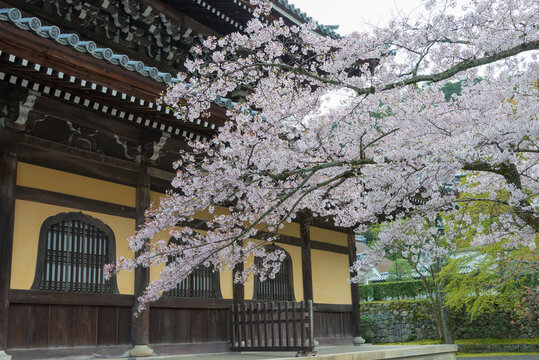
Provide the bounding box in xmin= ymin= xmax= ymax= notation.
xmin=0 ymin=20 xmax=226 ymax=140
xmin=159 ymin=0 xmax=338 ymax=38
xmin=0 ymin=0 xmax=219 ymax=74
xmin=0 ymin=21 xmax=163 ymax=104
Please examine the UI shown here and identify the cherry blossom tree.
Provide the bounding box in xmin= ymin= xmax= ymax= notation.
xmin=106 ymin=0 xmax=538 ymax=315
xmin=373 ymin=215 xmax=456 ymax=343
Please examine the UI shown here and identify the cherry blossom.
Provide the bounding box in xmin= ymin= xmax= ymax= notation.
xmin=108 ymin=0 xmax=538 ymax=311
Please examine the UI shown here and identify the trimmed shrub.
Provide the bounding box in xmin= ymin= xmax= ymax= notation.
xmin=358 ymin=279 xmax=432 ymax=301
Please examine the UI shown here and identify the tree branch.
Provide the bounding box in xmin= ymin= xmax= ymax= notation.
xmin=252 ymin=40 xmax=539 ymax=95
xmin=463 ymin=161 xmax=538 ymax=231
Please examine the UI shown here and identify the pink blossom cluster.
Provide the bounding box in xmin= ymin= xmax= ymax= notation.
xmin=111 ymin=0 xmax=538 ymax=309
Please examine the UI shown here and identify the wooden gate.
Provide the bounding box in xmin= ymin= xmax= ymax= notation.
xmin=229 ymin=300 xmax=314 ymax=353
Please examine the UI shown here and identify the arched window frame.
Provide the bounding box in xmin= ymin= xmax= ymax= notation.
xmin=253 ymin=246 xmax=295 ymax=301
xmin=165 ymin=237 xmax=222 ymax=299
xmin=31 ymin=211 xmax=119 ymax=294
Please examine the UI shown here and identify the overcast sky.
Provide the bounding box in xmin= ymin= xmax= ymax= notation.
xmin=285 ymin=0 xmax=427 ymax=34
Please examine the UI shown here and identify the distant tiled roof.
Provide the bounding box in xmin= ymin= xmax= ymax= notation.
xmin=376 ymin=258 xmax=394 ymax=273
xmin=356 ymin=241 xmax=394 ymax=274
xmin=367 ymin=272 xmax=390 ymax=282
xmin=367 ymin=265 xmax=474 ymax=283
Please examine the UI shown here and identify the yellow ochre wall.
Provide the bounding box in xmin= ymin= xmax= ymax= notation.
xmin=17 ymin=162 xmax=135 ymax=207
xmin=13 ymin=163 xmax=351 ymax=304
xmin=311 ymin=250 xmax=351 ymax=304
xmin=310 ymin=226 xmax=352 ymax=304
xmin=12 ymin=200 xmax=136 ymax=294
xmin=310 ymin=226 xmax=347 ymax=247
xmin=12 ymin=163 xmax=136 ymax=294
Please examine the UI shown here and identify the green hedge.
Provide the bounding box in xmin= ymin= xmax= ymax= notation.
xmin=358 ymin=280 xmax=431 ymax=301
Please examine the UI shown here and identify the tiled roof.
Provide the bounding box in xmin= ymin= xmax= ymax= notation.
xmin=0 ymin=7 xmax=258 ymax=117
xmin=0 ymin=2 xmax=339 ymax=124
xmin=273 ymin=0 xmax=339 ymax=38
xmin=0 ymin=7 xmax=178 ymax=84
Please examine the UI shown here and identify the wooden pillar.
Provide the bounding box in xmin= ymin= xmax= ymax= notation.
xmin=130 ymin=165 xmax=153 ymax=357
xmin=232 ymin=241 xmax=244 ymax=303
xmin=347 ymin=232 xmax=363 ymax=344
xmin=0 ymin=145 xmax=16 ymax=359
xmin=300 ymin=217 xmax=313 ymax=302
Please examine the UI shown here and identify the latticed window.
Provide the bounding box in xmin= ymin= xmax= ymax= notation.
xmin=166 ymin=238 xmax=221 ymax=298
xmin=32 ymin=212 xmax=118 ymax=294
xmin=253 ymin=248 xmax=295 ymax=301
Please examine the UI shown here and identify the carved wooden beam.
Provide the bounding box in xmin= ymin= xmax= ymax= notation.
xmin=13 ymin=89 xmax=39 ymax=127
xmin=148 ymin=131 xmax=171 ymax=161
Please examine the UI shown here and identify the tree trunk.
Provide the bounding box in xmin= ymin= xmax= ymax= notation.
xmin=415 ymin=265 xmax=452 ymax=343
xmin=435 ymin=259 xmax=454 ymax=344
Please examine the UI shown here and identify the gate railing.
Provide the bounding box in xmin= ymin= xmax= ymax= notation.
xmin=230 ymin=300 xmax=314 ymax=353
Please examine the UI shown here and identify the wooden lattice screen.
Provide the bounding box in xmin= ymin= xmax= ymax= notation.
xmin=253 ymin=255 xmax=294 ymax=301
xmin=166 ymin=237 xmax=221 ymax=298
xmin=230 ymin=300 xmax=315 ymax=353
xmin=167 ymin=266 xmax=220 ymax=298
xmin=32 ymin=212 xmax=117 ymax=293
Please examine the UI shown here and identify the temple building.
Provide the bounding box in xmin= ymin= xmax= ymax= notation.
xmin=0 ymin=1 xmax=359 ymax=358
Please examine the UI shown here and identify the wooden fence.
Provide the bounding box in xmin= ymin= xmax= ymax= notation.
xmin=230 ymin=300 xmax=314 ymax=353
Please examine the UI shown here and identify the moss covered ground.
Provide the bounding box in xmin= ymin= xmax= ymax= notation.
xmin=379 ymin=337 xmax=539 ymax=345
xmin=456 ymin=352 xmax=539 ymax=357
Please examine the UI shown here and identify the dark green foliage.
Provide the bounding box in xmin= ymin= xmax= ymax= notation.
xmin=361 ymin=228 xmax=378 ymax=246
xmin=387 ymin=259 xmax=414 ymax=281
xmin=441 ymin=81 xmax=463 ymax=101
xmin=361 ymin=314 xmax=373 ymax=342
xmin=358 ymin=279 xmax=432 ymax=301
xmin=440 ymin=78 xmax=482 ymax=101
xmin=451 ymin=305 xmax=514 ymax=339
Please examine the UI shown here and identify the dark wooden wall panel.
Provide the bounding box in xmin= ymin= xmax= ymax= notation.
xmin=117 ymin=307 xmax=132 ymax=345
xmin=72 ymin=306 xmax=98 ymax=346
xmin=207 ymin=309 xmax=228 ymax=342
xmin=175 ymin=309 xmax=191 ymax=343
xmin=7 ymin=301 xmax=132 ymax=349
xmin=313 ymin=311 xmax=352 ymax=339
xmin=28 ymin=304 xmax=49 ymax=348
xmin=48 ymin=305 xmax=73 ymax=347
xmin=149 ymin=308 xmax=229 ymax=345
xmin=326 ymin=312 xmax=336 ymax=337
xmin=7 ymin=304 xmax=29 ymax=349
xmin=162 ymin=309 xmax=176 ymax=343
xmin=97 ymin=307 xmax=118 ymax=346
xmin=313 ymin=312 xmax=323 ymax=338
xmin=151 ymin=308 xmax=175 ymax=344
xmin=149 ymin=308 xmax=159 ymax=344
xmin=8 ymin=292 xmax=350 ymax=350
xmin=190 ymin=310 xmax=209 ymax=343
xmin=342 ymin=312 xmax=352 ymax=336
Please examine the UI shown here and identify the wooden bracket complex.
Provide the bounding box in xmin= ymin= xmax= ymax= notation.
xmin=14 ymin=90 xmax=39 ymax=128
xmin=149 ymin=132 xmax=171 ymax=161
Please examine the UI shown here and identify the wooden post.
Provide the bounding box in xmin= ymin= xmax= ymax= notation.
xmin=233 ymin=240 xmax=244 ymax=304
xmin=300 ymin=217 xmax=313 ymax=302
xmin=347 ymin=232 xmax=363 ymax=345
xmin=0 ymin=145 xmax=16 ymax=359
xmin=130 ymin=165 xmax=153 ymax=357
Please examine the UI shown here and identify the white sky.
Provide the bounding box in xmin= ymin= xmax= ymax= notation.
xmin=285 ymin=0 xmax=536 ymax=72
xmin=285 ymin=0 xmax=427 ymax=35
